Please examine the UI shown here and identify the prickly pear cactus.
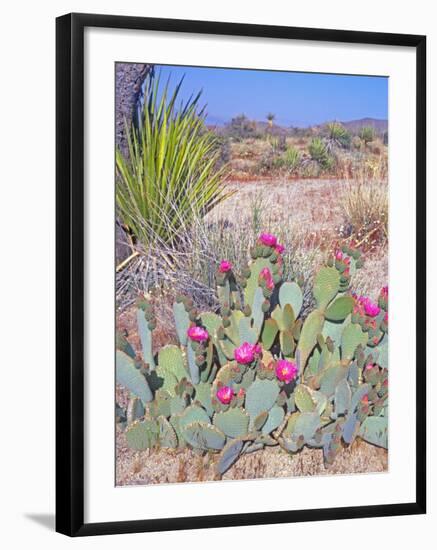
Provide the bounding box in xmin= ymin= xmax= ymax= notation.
xmin=116 ymin=235 xmax=389 ymax=474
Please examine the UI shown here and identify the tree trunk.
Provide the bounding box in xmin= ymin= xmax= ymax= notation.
xmin=115 ymin=63 xmax=153 ymax=264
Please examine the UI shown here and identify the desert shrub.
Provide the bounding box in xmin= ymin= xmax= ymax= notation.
xmin=283 ymin=146 xmax=301 ymax=170
xmin=269 ymin=134 xmax=287 ymax=153
xmin=116 ymin=74 xmax=229 ymax=247
xmin=341 ymin=181 xmax=388 ymax=245
xmin=359 ymin=126 xmax=376 ymax=146
xmin=307 ymin=137 xmax=334 ymax=171
xmin=272 ymin=146 xmax=301 ymax=174
xmin=368 ymin=143 xmax=381 ymax=155
xmin=256 ymin=150 xmax=277 ymax=174
xmin=215 ymin=135 xmax=232 ymax=168
xmin=324 ymin=122 xmax=351 ymax=152
xmin=225 ymin=114 xmax=260 ymax=141
xmin=117 ymin=236 xmax=388 ymax=474
xmin=352 ymin=135 xmax=363 ymax=150
xmin=116 ymin=193 xmax=323 ymax=313
xmin=383 ymin=130 xmax=388 ymax=146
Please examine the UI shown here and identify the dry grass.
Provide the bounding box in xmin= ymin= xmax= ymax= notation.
xmin=225 ymin=136 xmax=388 ymax=182
xmin=116 ymin=177 xmax=388 ymax=325
xmin=341 ymin=179 xmax=388 ymax=247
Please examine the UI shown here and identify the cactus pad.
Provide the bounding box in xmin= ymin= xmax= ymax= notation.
xmin=262 ymin=405 xmax=285 ymax=435
xmin=158 ymin=416 xmax=178 ymax=448
xmin=297 ymin=310 xmax=325 ymax=370
xmin=179 ymin=404 xmax=211 ymax=433
xmin=213 ymin=407 xmax=250 ymax=438
xmin=136 ymin=307 xmax=155 ymax=368
xmin=279 ymin=281 xmax=303 ymax=319
xmin=341 ymin=323 xmax=368 ymax=361
xmin=313 ymin=267 xmax=340 ymax=310
xmin=173 ymin=302 xmax=190 ymax=346
xmin=325 ymin=296 xmax=354 ymax=321
xmin=127 ymin=396 xmax=145 ymax=423
xmin=359 ymin=416 xmax=388 ymax=448
xmin=245 ymin=378 xmax=280 ymax=425
xmin=262 ymin=319 xmax=279 ymax=349
xmin=116 ymin=350 xmax=153 ymax=404
xmin=194 ymin=382 xmax=214 ymax=417
xmin=216 ymin=438 xmax=244 ymax=475
xmin=334 ymin=379 xmax=352 ymax=416
xmin=158 ymin=345 xmax=187 ymax=381
xmin=125 ymin=418 xmax=159 ymax=450
xmin=182 ymin=421 xmax=226 ymax=450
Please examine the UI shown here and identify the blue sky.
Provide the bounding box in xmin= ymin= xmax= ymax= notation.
xmin=153 ymin=64 xmax=388 ymax=127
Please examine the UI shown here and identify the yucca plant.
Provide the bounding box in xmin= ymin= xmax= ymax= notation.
xmin=308 ymin=137 xmax=333 ymax=171
xmin=283 ymin=147 xmax=301 ymax=174
xmin=324 ymin=122 xmax=351 ymax=152
xmin=359 ymin=126 xmax=375 ymax=146
xmin=266 ymin=112 xmax=276 ymax=128
xmin=116 ymin=74 xmax=230 ymax=247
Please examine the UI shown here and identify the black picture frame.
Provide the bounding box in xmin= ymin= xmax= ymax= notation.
xmin=56 ymin=12 xmax=426 ymax=537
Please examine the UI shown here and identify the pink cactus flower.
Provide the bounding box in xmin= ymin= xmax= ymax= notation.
xmin=275 ymin=243 xmax=285 ymax=254
xmin=259 ymin=232 xmax=277 ymax=247
xmin=216 ymin=385 xmax=233 ymax=405
xmin=353 ymin=294 xmax=380 ymax=317
xmin=237 ymin=388 xmax=246 ymax=398
xmin=234 ymin=342 xmax=257 ymax=364
xmin=365 ymin=363 xmax=374 ymax=371
xmin=362 ymin=298 xmax=380 ymax=317
xmin=335 ymin=249 xmax=343 ymax=261
xmin=259 ymin=267 xmax=275 ymax=290
xmin=218 ymin=260 xmax=232 ymax=273
xmin=275 ymin=359 xmax=298 ymax=384
xmin=254 ymin=344 xmax=262 ymax=355
xmin=380 ymin=285 xmax=388 ymax=300
xmin=187 ymin=325 xmax=209 ymax=342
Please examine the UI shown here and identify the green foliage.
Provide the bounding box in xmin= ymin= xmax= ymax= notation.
xmin=273 ymin=146 xmax=301 ymax=173
xmin=359 ymin=125 xmax=376 ymax=145
xmin=116 ymin=74 xmax=230 ymax=246
xmin=116 ymin=236 xmax=389 ymax=471
xmin=308 ymin=137 xmax=334 ymax=170
xmin=226 ymin=114 xmax=260 ymax=141
xmin=214 ymin=408 xmax=250 ymax=438
xmin=125 ymin=418 xmax=159 ymax=450
xmin=325 ymin=296 xmax=354 ymax=321
xmin=116 ymin=350 xmax=153 ymax=404
xmin=324 ymin=122 xmax=351 ymax=151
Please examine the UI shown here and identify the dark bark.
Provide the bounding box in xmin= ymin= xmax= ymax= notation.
xmin=115 ymin=63 xmax=153 ymax=263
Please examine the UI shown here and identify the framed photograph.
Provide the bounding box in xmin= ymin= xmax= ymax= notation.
xmin=56 ymin=13 xmax=426 ymax=536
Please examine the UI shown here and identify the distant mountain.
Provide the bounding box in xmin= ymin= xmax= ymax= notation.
xmin=211 ymin=115 xmax=388 ymax=138
xmin=339 ymin=118 xmax=388 ymax=134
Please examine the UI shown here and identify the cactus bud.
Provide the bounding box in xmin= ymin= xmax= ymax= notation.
xmin=263 ymin=287 xmax=273 ymax=299
xmin=223 ymin=317 xmax=231 ymax=328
